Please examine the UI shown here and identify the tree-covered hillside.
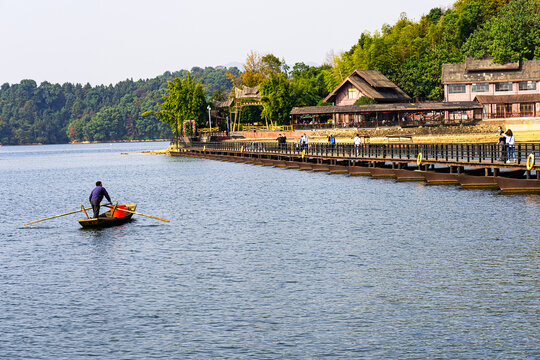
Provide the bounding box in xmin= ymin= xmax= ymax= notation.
xmin=326 ymin=0 xmax=539 ymax=101
xmin=0 ymin=66 xmax=238 ymax=145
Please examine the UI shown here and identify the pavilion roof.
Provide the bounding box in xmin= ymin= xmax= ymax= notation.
xmin=234 ymin=85 xmax=261 ymax=99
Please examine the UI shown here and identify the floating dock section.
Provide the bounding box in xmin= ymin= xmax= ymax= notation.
xmin=171 ymin=141 xmax=540 ymax=193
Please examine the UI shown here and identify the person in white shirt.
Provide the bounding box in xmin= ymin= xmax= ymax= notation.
xmin=302 ymin=134 xmax=309 ymax=150
xmin=502 ymin=129 xmax=515 ymax=163
xmin=353 ymin=134 xmax=362 ymax=156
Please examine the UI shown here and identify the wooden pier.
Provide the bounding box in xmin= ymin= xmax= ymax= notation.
xmin=171 ymin=141 xmax=540 ymax=193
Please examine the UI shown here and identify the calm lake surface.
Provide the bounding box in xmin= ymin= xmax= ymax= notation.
xmin=0 ymin=142 xmax=538 ymax=359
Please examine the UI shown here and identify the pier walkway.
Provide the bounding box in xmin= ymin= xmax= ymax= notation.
xmin=171 ymin=141 xmax=540 ymax=192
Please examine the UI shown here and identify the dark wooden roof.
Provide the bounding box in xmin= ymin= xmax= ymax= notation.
xmin=355 ymin=70 xmax=397 ymax=88
xmin=442 ymin=58 xmax=540 ymax=84
xmin=475 ymin=94 xmax=540 ymax=104
xmin=234 ymin=85 xmax=261 ymax=99
xmin=465 ymin=57 xmax=520 ymax=72
xmin=290 ymin=102 xmax=482 ymax=116
xmin=213 ymin=98 xmax=234 ymax=108
xmin=324 ymin=70 xmax=411 ymax=103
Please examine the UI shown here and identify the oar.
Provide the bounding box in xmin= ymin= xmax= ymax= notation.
xmin=24 ymin=206 xmax=93 ymax=226
xmin=102 ymin=204 xmax=170 ymax=223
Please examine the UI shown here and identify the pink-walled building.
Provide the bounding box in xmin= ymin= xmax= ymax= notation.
xmin=290 ymin=69 xmax=482 ymax=128
xmin=442 ymin=58 xmax=540 ymax=119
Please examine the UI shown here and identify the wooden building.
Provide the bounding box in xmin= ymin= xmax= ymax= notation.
xmin=442 ymin=58 xmax=540 ymax=119
xmin=291 ymin=69 xmax=480 ymax=128
xmin=290 ymin=102 xmax=482 ymax=129
xmin=324 ymin=70 xmax=410 ymax=106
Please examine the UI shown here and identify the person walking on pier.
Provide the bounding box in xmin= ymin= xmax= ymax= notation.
xmin=281 ymin=133 xmax=287 ymax=150
xmin=328 ymin=133 xmax=336 ymax=152
xmin=276 ymin=134 xmax=284 ymax=150
xmin=300 ymin=133 xmax=309 ymax=151
xmin=502 ymin=129 xmax=515 ymax=163
xmin=497 ymin=127 xmax=506 ymax=162
xmin=353 ymin=134 xmax=362 ymax=156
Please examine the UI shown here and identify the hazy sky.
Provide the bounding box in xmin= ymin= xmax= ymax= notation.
xmin=0 ymin=0 xmax=455 ymax=86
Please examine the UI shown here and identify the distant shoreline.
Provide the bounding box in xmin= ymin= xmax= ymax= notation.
xmin=0 ymin=139 xmax=170 ymax=147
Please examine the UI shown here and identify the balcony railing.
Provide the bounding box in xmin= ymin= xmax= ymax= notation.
xmin=486 ymin=111 xmax=536 ymax=119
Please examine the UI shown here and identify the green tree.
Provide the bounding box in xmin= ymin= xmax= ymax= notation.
xmin=260 ymin=73 xmax=293 ymax=125
xmin=153 ymin=74 xmax=207 ymax=135
xmin=464 ymin=0 xmax=540 ymax=62
xmin=83 ymin=107 xmax=124 ymax=141
xmin=354 ymin=96 xmax=377 ymax=105
xmin=290 ymin=63 xmax=331 ymax=106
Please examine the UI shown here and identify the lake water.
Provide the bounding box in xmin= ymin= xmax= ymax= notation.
xmin=0 ymin=142 xmax=538 ymax=359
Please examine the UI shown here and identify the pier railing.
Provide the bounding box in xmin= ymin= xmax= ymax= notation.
xmin=191 ymin=141 xmax=540 ymax=167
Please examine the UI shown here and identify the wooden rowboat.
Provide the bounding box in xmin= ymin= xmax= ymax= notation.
xmin=79 ymin=204 xmax=137 ymax=228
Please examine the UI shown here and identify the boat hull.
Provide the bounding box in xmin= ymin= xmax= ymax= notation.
xmin=79 ymin=204 xmax=137 ymax=228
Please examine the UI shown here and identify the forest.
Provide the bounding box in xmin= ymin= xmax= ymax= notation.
xmin=0 ymin=67 xmax=239 ymax=145
xmin=1 ymin=0 xmax=538 ymax=144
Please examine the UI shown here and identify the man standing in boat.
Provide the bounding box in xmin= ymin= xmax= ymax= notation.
xmin=89 ymin=181 xmax=112 ymax=218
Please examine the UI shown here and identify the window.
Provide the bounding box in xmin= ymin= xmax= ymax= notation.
xmin=496 ymin=103 xmax=513 ymax=115
xmin=472 ymin=83 xmax=489 ymax=92
xmin=520 ymin=103 xmax=534 ymax=115
xmin=495 ymin=82 xmax=513 ymax=91
xmin=448 ymin=84 xmax=466 ymax=94
xmin=519 ymin=81 xmax=536 ymax=91
xmin=347 ymin=88 xmax=357 ymax=99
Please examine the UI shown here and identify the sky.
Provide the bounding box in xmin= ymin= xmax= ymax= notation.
xmin=0 ymin=0 xmax=455 ymax=86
